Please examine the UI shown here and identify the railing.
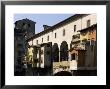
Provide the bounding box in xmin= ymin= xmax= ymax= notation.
xmin=72 ymin=43 xmax=86 ymax=50
xmin=72 ymin=34 xmax=80 ymax=42
xmin=72 ymin=38 xmax=80 ymax=42
xmin=53 ymin=61 xmax=70 ymax=69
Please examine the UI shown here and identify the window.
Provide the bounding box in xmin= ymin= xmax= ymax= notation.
xmin=55 ymin=33 xmax=56 ymax=38
xmin=36 ymin=40 xmax=38 ymax=44
xmin=42 ymin=38 xmax=43 ymax=42
xmin=87 ymin=20 xmax=90 ymax=27
xmin=74 ymin=25 xmax=76 ymax=32
xmin=63 ymin=29 xmax=65 ymax=36
xmin=71 ymin=53 xmax=75 ymax=60
xmin=23 ymin=23 xmax=25 ymax=26
xmin=28 ymin=24 xmax=30 ymax=27
xmin=22 ymin=23 xmax=28 ymax=29
xmin=47 ymin=36 xmax=49 ymax=41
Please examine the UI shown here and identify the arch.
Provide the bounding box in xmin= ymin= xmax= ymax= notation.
xmin=52 ymin=43 xmax=59 ymax=62
xmin=54 ymin=71 xmax=72 ymax=76
xmin=60 ymin=41 xmax=68 ymax=61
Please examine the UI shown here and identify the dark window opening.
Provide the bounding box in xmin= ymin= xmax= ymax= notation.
xmin=63 ymin=29 xmax=65 ymax=36
xmin=36 ymin=40 xmax=38 ymax=44
xmin=74 ymin=25 xmax=76 ymax=32
xmin=71 ymin=53 xmax=75 ymax=60
xmin=47 ymin=36 xmax=49 ymax=41
xmin=42 ymin=38 xmax=43 ymax=42
xmin=55 ymin=33 xmax=56 ymax=38
xmin=87 ymin=20 xmax=91 ymax=27
xmin=23 ymin=23 xmax=25 ymax=25
xmin=28 ymin=24 xmax=30 ymax=27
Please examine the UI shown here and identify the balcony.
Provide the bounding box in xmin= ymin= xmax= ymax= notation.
xmin=71 ymin=43 xmax=86 ymax=50
xmin=72 ymin=34 xmax=80 ymax=42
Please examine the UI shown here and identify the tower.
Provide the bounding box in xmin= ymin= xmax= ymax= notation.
xmin=14 ymin=18 xmax=36 ymax=76
xmin=14 ymin=18 xmax=36 ymax=39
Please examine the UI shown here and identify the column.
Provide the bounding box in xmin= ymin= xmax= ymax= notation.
xmin=59 ymin=51 xmax=60 ymax=62
xmin=69 ymin=52 xmax=71 ymax=61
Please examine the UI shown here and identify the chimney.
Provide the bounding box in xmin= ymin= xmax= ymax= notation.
xmin=43 ymin=25 xmax=51 ymax=30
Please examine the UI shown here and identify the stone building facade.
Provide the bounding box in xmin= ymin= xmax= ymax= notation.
xmin=27 ymin=14 xmax=97 ymax=76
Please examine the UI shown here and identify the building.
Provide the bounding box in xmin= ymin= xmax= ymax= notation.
xmin=27 ymin=42 xmax=52 ymax=75
xmin=14 ymin=18 xmax=36 ymax=76
xmin=70 ymin=23 xmax=97 ymax=75
xmin=80 ymin=24 xmax=97 ymax=42
xmin=27 ymin=14 xmax=97 ymax=76
xmin=14 ymin=18 xmax=36 ymax=39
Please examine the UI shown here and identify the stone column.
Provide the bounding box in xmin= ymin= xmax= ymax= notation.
xmin=69 ymin=52 xmax=71 ymax=61
xmin=59 ymin=51 xmax=60 ymax=62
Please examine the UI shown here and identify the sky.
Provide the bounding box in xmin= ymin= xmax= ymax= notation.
xmin=14 ymin=14 xmax=74 ymax=34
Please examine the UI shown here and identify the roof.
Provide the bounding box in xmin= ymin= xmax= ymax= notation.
xmin=15 ymin=18 xmax=36 ymax=24
xmin=27 ymin=14 xmax=89 ymax=41
xmin=78 ymin=24 xmax=97 ymax=32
